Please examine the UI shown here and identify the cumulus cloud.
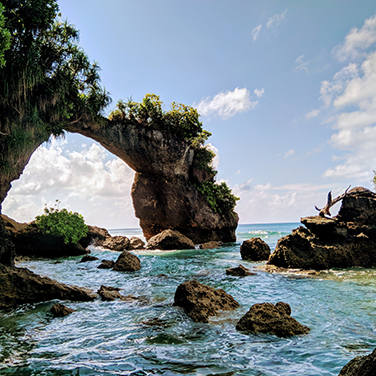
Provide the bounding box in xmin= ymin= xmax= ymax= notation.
xmin=319 ymin=16 xmax=376 ymax=182
xmin=266 ymin=9 xmax=288 ymax=30
xmin=252 ymin=24 xmax=262 ymax=41
xmin=196 ymin=87 xmax=258 ymax=119
xmin=232 ymin=180 xmax=337 ymax=224
xmin=204 ymin=143 xmax=220 ymax=169
xmin=3 ymin=138 xmax=138 ymax=228
xmin=254 ymin=88 xmax=265 ymax=98
xmin=334 ymin=14 xmax=376 ymax=61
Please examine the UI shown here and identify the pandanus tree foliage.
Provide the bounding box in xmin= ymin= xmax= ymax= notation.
xmin=0 ymin=0 xmax=110 ymax=176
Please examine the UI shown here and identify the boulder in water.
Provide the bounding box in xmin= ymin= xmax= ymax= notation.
xmin=79 ymin=254 xmax=98 ymax=263
xmin=50 ymin=303 xmax=75 ymax=317
xmin=102 ymin=235 xmax=131 ymax=251
xmin=236 ymin=302 xmax=310 ymax=337
xmin=130 ymin=236 xmax=145 ymax=250
xmin=113 ymin=251 xmax=141 ymax=272
xmin=97 ymin=285 xmax=123 ymax=301
xmin=339 ymin=348 xmax=376 ymax=376
xmin=226 ymin=264 xmax=256 ymax=276
xmin=173 ymin=280 xmax=239 ymax=323
xmin=240 ymin=238 xmax=271 ymax=261
xmin=147 ymin=229 xmax=195 ymax=250
xmin=97 ymin=259 xmax=115 ymax=269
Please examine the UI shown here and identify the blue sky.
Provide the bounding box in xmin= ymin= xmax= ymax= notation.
xmin=4 ymin=0 xmax=376 ymax=228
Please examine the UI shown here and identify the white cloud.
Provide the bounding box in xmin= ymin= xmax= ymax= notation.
xmin=319 ymin=18 xmax=376 ymax=183
xmin=232 ymin=180 xmax=338 ymax=224
xmin=204 ymin=143 xmax=219 ymax=169
xmin=254 ymin=88 xmax=265 ymax=98
xmin=305 ymin=109 xmax=320 ymax=119
xmin=266 ymin=9 xmax=288 ymax=30
xmin=334 ymin=14 xmax=376 ymax=62
xmin=251 ymin=24 xmax=262 ymax=41
xmin=283 ymin=149 xmax=295 ymax=159
xmin=196 ymin=87 xmax=258 ymax=119
xmin=295 ymin=55 xmax=309 ymax=72
xmin=3 ymin=137 xmax=138 ymax=228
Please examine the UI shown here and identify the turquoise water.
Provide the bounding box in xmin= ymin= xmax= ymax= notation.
xmin=1 ymin=223 xmax=376 ymax=375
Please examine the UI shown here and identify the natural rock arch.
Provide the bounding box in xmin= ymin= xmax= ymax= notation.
xmin=0 ymin=118 xmax=238 ymax=245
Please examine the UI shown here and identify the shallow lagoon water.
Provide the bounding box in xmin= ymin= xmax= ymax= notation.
xmin=0 ymin=223 xmax=375 ymax=375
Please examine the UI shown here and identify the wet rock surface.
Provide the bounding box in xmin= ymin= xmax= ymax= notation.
xmin=97 ymin=285 xmax=123 ymax=301
xmin=240 ymin=237 xmax=271 ymax=261
xmin=50 ymin=303 xmax=75 ymax=317
xmin=226 ymin=264 xmax=256 ymax=276
xmin=173 ymin=280 xmax=240 ymax=323
xmin=236 ymin=302 xmax=310 ymax=337
xmin=130 ymin=236 xmax=145 ymax=250
xmin=0 ymin=264 xmax=95 ymax=309
xmin=146 ymin=229 xmax=195 ymax=250
xmin=339 ymin=348 xmax=376 ymax=376
xmin=97 ymin=259 xmax=115 ymax=269
xmin=79 ymin=255 xmax=99 ymax=263
xmin=113 ymin=251 xmax=141 ymax=272
xmin=268 ymin=187 xmax=376 ymax=270
xmin=199 ymin=241 xmax=221 ymax=249
xmin=101 ymin=235 xmax=131 ymax=251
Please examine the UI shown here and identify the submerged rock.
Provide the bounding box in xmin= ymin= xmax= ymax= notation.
xmin=146 ymin=229 xmax=195 ymax=250
xmin=199 ymin=241 xmax=221 ymax=249
xmin=173 ymin=280 xmax=239 ymax=323
xmin=97 ymin=285 xmax=123 ymax=301
xmin=268 ymin=187 xmax=376 ymax=270
xmin=226 ymin=264 xmax=256 ymax=276
xmin=113 ymin=251 xmax=141 ymax=272
xmin=339 ymin=348 xmax=376 ymax=376
xmin=97 ymin=259 xmax=115 ymax=269
xmin=236 ymin=302 xmax=310 ymax=337
xmin=0 ymin=264 xmax=95 ymax=309
xmin=50 ymin=303 xmax=75 ymax=317
xmin=79 ymin=255 xmax=99 ymax=263
xmin=240 ymin=237 xmax=271 ymax=261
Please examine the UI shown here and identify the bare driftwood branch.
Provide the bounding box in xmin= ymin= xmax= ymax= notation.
xmin=315 ymin=185 xmax=351 ymax=217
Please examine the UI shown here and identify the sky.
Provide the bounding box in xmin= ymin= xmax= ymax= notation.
xmin=4 ymin=0 xmax=376 ymax=229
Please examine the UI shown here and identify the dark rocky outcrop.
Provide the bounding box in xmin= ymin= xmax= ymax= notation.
xmin=236 ymin=302 xmax=310 ymax=337
xmin=2 ymin=215 xmax=87 ymax=258
xmin=101 ymin=235 xmax=130 ymax=251
xmin=173 ymin=280 xmax=239 ymax=323
xmin=79 ymin=225 xmax=111 ymax=248
xmin=130 ymin=236 xmax=145 ymax=250
xmin=0 ymin=264 xmax=95 ymax=309
xmin=113 ymin=251 xmax=141 ymax=272
xmin=240 ymin=238 xmax=271 ymax=261
xmin=146 ymin=229 xmax=195 ymax=250
xmin=200 ymin=241 xmax=221 ymax=249
xmin=0 ymin=216 xmax=15 ymax=266
xmin=339 ymin=348 xmax=376 ymax=376
xmin=97 ymin=285 xmax=123 ymax=301
xmin=97 ymin=259 xmax=115 ymax=269
xmin=50 ymin=303 xmax=75 ymax=317
xmin=268 ymin=187 xmax=376 ymax=270
xmin=226 ymin=264 xmax=256 ymax=276
xmin=79 ymin=255 xmax=99 ymax=263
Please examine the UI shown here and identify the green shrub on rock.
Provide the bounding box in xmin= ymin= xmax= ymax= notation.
xmin=35 ymin=201 xmax=88 ymax=244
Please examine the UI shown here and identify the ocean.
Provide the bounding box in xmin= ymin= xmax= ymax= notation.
xmin=1 ymin=223 xmax=375 ymax=375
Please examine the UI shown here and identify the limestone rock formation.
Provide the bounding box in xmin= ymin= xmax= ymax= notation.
xmin=2 ymin=215 xmax=87 ymax=258
xmin=240 ymin=238 xmax=271 ymax=261
xmin=226 ymin=264 xmax=256 ymax=276
xmin=268 ymin=187 xmax=376 ymax=270
xmin=173 ymin=280 xmax=240 ymax=323
xmin=146 ymin=229 xmax=195 ymax=250
xmin=50 ymin=303 xmax=75 ymax=317
xmin=112 ymin=251 xmax=141 ymax=272
xmin=0 ymin=264 xmax=95 ymax=309
xmin=339 ymin=348 xmax=376 ymax=376
xmin=236 ymin=302 xmax=310 ymax=337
